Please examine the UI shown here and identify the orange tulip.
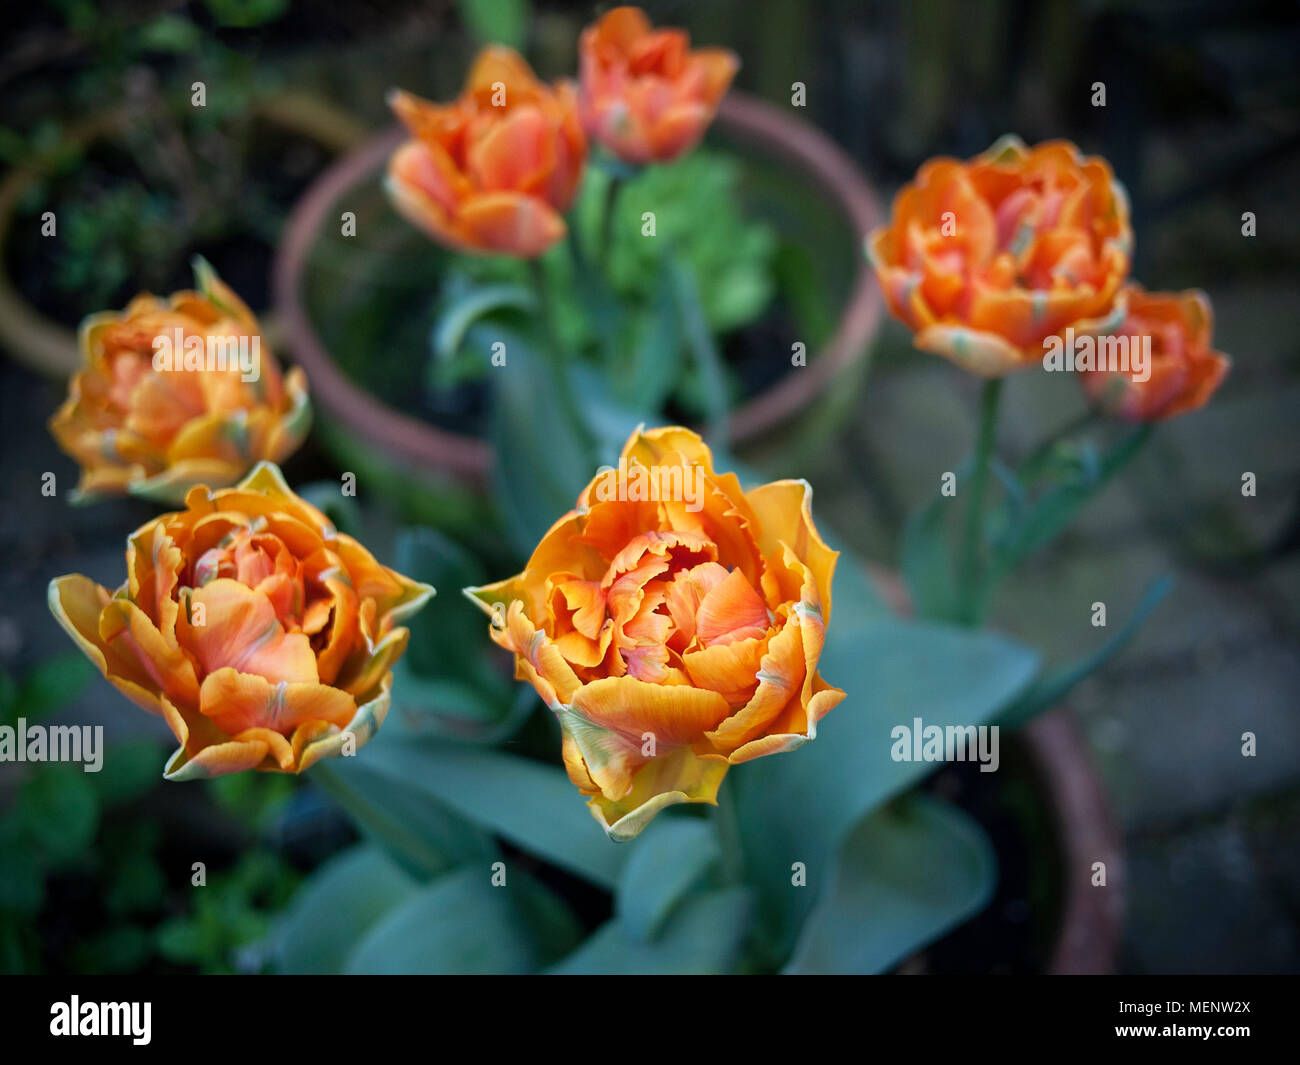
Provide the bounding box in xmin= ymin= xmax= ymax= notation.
xmin=465 ymin=427 xmax=843 ymax=840
xmin=1080 ymin=285 xmax=1230 ymax=421
xmin=867 ymin=135 xmax=1133 ymax=376
xmin=49 ymin=263 xmax=310 ymax=503
xmin=386 ymin=46 xmax=586 ymax=259
xmin=578 ymin=6 xmax=738 ymax=165
xmin=48 ymin=463 xmax=433 ymax=780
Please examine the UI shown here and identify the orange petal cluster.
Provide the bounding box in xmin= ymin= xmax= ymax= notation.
xmin=386 ymin=46 xmax=586 ymax=258
xmin=466 ymin=427 xmax=842 ymax=839
xmin=578 ymin=6 xmax=738 ymax=165
xmin=868 ymin=135 xmax=1133 ymax=376
xmin=49 ymin=464 xmax=433 ymax=779
xmin=49 ymin=265 xmax=310 ymax=503
xmin=1080 ymin=284 xmax=1230 ymax=421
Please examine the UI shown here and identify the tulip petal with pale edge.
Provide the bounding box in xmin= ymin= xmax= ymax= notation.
xmin=469 ymin=423 xmax=840 ymax=838
xmin=48 ymin=576 xmax=163 ymax=713
xmin=744 ymin=478 xmax=837 ymax=620
xmin=588 ymin=746 xmax=729 ymax=841
xmin=163 ymin=675 xmax=391 ymax=780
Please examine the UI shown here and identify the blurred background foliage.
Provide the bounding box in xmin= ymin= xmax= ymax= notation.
xmin=1 ymin=0 xmax=1297 ymax=973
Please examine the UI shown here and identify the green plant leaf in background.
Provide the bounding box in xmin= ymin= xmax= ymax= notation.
xmin=344 ymin=866 xmax=542 ymax=974
xmin=489 ymin=329 xmax=595 ymax=555
xmin=549 ymin=887 xmax=755 ymax=975
xmin=734 ymin=612 xmax=1038 ymax=960
xmin=614 ymin=817 xmax=721 ymax=942
xmin=784 ymin=794 xmax=996 ymax=973
xmin=311 ymin=759 xmax=492 ymax=882
xmin=268 ymin=845 xmax=418 ymax=974
xmin=322 ymin=731 xmax=626 ymax=890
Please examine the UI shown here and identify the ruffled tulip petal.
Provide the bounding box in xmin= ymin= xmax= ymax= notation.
xmin=587 ymin=746 xmax=729 ymax=842
xmin=48 ymin=269 xmax=309 ymax=499
xmin=198 ymin=667 xmax=357 ymax=736
xmin=456 ymin=192 xmax=568 ymax=259
xmin=469 ymin=425 xmax=839 ymax=837
xmin=48 ymin=576 xmax=163 ymax=713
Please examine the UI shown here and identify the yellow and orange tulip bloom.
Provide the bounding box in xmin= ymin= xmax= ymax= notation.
xmin=48 ymin=463 xmax=433 ymax=780
xmin=48 ymin=264 xmax=310 ymax=504
xmin=867 ymin=135 xmax=1133 ymax=376
xmin=466 ymin=427 xmax=843 ymax=840
xmin=386 ymin=46 xmax=586 ymax=259
xmin=578 ymin=6 xmax=738 ymax=166
xmin=1080 ymin=285 xmax=1230 ymax=422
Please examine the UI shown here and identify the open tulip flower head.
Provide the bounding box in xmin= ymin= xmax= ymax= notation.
xmin=48 ymin=260 xmax=311 ymax=503
xmin=48 ymin=463 xmax=433 ymax=780
xmin=466 ymin=426 xmax=843 ymax=841
xmin=867 ymin=135 xmax=1133 ymax=377
xmin=1080 ymin=284 xmax=1230 ymax=422
xmin=385 ymin=46 xmax=587 ymax=259
xmin=578 ymin=6 xmax=739 ymax=166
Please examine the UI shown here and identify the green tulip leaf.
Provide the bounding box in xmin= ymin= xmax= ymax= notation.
xmin=785 ymin=794 xmax=996 ymax=973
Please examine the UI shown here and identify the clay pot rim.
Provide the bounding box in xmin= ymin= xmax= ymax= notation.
xmin=272 ymin=90 xmax=886 ymax=487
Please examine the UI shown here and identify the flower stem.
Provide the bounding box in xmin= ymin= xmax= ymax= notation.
xmin=1019 ymin=408 xmax=1098 ymax=484
xmin=528 ymin=257 xmax=594 ymax=458
xmin=958 ymin=376 xmax=1003 ymax=626
xmin=713 ymin=784 xmax=745 ymax=885
xmin=598 ymin=173 xmax=622 ymax=267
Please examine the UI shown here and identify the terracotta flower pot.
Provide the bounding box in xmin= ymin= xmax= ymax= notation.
xmin=272 ymin=91 xmax=886 ymax=490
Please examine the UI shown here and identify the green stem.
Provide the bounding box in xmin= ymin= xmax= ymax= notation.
xmin=713 ymin=784 xmax=745 ymax=886
xmin=958 ymin=377 xmax=1004 ymax=626
xmin=598 ymin=173 xmax=622 ymax=267
xmin=528 ymin=258 xmax=594 ymax=458
xmin=1019 ymin=408 xmax=1098 ymax=484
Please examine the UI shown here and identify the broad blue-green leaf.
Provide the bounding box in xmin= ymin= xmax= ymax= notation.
xmin=295 ymin=481 xmax=362 ymax=539
xmin=270 ymin=845 xmax=418 ymax=974
xmin=490 ymin=330 xmax=593 ymax=555
xmin=899 ymin=458 xmax=971 ymax=623
xmin=311 ymin=759 xmax=492 ymax=881
xmin=734 ymin=614 xmax=1037 ymax=954
xmin=785 ymin=794 xmax=996 ymax=973
xmin=393 ymin=664 xmax=536 ymax=743
xmin=615 ymin=817 xmax=720 ymax=942
xmin=619 ymin=263 xmax=682 ymax=416
xmin=392 ymin=526 xmax=516 ymax=722
xmin=349 ymin=732 xmax=627 ymax=889
xmin=344 ymin=866 xmax=538 ymax=974
xmin=432 ymin=281 xmax=536 ymax=360
xmin=570 ymin=364 xmax=650 ymax=467
xmin=669 ymin=256 xmax=730 ymax=445
xmin=1000 ymin=574 xmax=1173 ymax=728
xmin=549 ymin=887 xmax=754 ymax=974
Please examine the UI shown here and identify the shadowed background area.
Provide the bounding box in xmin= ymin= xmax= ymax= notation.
xmin=1 ymin=0 xmax=1297 ymax=973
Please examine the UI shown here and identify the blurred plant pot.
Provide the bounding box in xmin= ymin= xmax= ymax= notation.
xmin=273 ymin=91 xmax=885 ymax=511
xmin=871 ymin=568 xmax=1124 ymax=973
xmin=0 ymin=93 xmax=366 ymax=380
